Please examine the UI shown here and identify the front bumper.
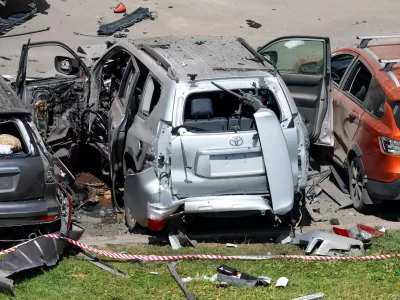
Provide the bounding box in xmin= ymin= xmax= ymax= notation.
xmin=366 ymin=178 xmax=400 ymax=201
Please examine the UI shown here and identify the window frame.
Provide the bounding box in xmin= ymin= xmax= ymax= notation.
xmin=341 ymin=58 xmax=374 ymax=107
xmin=331 ymin=52 xmax=357 ymax=87
xmin=117 ymin=58 xmax=139 ymax=108
xmin=139 ymin=73 xmax=162 ymax=118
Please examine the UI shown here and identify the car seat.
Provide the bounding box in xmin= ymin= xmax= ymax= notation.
xmin=184 ymin=98 xmax=228 ymax=132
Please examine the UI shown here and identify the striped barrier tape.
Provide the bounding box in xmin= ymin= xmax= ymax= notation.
xmin=1 ymin=234 xmax=399 ymax=262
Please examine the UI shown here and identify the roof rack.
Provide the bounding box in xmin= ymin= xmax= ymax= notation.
xmin=357 ymin=35 xmax=400 ymax=48
xmin=136 ymin=43 xmax=179 ymax=81
xmin=378 ymin=59 xmax=400 ymax=72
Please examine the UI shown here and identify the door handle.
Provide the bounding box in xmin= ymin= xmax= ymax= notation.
xmin=349 ymin=110 xmax=359 ymax=121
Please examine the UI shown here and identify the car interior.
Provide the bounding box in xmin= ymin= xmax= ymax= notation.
xmin=183 ymin=89 xmax=281 ymax=132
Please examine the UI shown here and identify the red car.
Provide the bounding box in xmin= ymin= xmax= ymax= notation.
xmin=332 ymin=35 xmax=400 ymax=211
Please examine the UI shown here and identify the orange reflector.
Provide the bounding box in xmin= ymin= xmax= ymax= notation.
xmin=114 ymin=3 xmax=126 ymax=13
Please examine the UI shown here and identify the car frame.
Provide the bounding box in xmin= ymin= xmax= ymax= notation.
xmin=13 ymin=35 xmax=333 ymax=231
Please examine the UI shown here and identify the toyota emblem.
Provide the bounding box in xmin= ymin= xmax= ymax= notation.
xmin=229 ymin=136 xmax=243 ymax=146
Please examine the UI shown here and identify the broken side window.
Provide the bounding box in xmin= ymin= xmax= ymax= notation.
xmin=140 ymin=75 xmax=162 ymax=117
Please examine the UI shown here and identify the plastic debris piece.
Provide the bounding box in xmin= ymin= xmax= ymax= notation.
xmin=182 ymin=277 xmax=193 ymax=283
xmin=203 ymin=274 xmax=218 ymax=282
xmin=291 ymin=292 xmax=325 ymax=300
xmin=275 ymin=277 xmax=289 ymax=287
xmin=226 ymin=243 xmax=238 ymax=248
xmin=150 ymin=272 xmax=159 ymax=275
xmin=114 ymin=3 xmax=127 ymax=13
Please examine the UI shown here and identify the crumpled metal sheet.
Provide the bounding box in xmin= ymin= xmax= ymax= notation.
xmin=0 ymin=3 xmax=37 ymax=35
xmin=0 ymin=224 xmax=84 ymax=296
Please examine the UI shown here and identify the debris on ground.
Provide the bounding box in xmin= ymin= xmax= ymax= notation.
xmin=82 ymin=251 xmax=130 ymax=279
xmin=0 ymin=27 xmax=50 ymax=39
xmin=333 ymin=224 xmax=386 ymax=242
xmin=245 ymin=19 xmax=262 ymax=28
xmin=0 ymin=224 xmax=84 ymax=296
xmin=168 ymin=228 xmax=198 ymax=250
xmin=0 ymin=3 xmax=37 ymax=35
xmin=114 ymin=3 xmax=127 ymax=13
xmin=203 ymin=274 xmax=218 ymax=282
xmin=97 ymin=7 xmax=156 ymax=36
xmin=75 ymin=172 xmax=112 ymax=208
xmin=226 ymin=243 xmax=237 ymax=248
xmin=275 ymin=277 xmax=289 ymax=287
xmin=291 ymin=293 xmax=325 ymax=300
xmin=292 ymin=230 xmax=364 ymax=257
xmin=114 ymin=33 xmax=127 ymax=38
xmin=168 ymin=262 xmax=198 ymax=300
xmin=216 ymin=265 xmax=272 ymax=288
xmin=330 ymin=218 xmax=340 ymax=225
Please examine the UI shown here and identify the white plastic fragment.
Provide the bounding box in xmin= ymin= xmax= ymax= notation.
xmin=275 ymin=277 xmax=289 ymax=287
xmin=290 ymin=292 xmax=325 ymax=300
xmin=379 ymin=226 xmax=386 ymax=233
xmin=203 ymin=274 xmax=218 ymax=282
xmin=226 ymin=243 xmax=238 ymax=248
xmin=182 ymin=277 xmax=193 ymax=283
xmin=150 ymin=272 xmax=159 ymax=275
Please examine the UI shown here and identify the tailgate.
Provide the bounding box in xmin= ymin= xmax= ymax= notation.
xmin=0 ymin=156 xmax=45 ymax=202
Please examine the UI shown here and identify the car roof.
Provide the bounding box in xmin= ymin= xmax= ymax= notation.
xmin=335 ymin=42 xmax=400 ymax=100
xmin=131 ymin=35 xmax=274 ymax=81
xmin=0 ymin=78 xmax=30 ymax=115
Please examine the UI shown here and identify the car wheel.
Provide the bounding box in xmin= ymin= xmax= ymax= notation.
xmin=124 ymin=168 xmax=138 ymax=232
xmin=348 ymin=159 xmax=370 ymax=212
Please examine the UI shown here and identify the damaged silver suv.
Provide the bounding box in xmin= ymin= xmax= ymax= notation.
xmin=11 ymin=35 xmax=332 ymax=232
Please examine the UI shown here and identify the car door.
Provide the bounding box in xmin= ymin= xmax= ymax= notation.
xmin=108 ymin=58 xmax=140 ymax=176
xmin=335 ymin=57 xmax=373 ymax=158
xmin=258 ymin=36 xmax=333 ymax=146
xmin=331 ymin=52 xmax=359 ymax=162
xmin=124 ymin=73 xmax=162 ymax=172
xmin=14 ymin=40 xmax=92 ymax=151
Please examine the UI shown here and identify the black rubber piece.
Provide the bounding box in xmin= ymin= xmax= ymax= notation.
xmin=97 ymin=7 xmax=153 ymax=36
xmin=0 ymin=3 xmax=37 ymax=35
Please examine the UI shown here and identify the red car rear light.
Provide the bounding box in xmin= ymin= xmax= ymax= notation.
xmin=147 ymin=218 xmax=167 ymax=231
xmin=40 ymin=215 xmax=58 ymax=221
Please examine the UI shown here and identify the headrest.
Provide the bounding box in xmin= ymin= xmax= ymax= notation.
xmin=190 ymin=98 xmax=213 ymax=118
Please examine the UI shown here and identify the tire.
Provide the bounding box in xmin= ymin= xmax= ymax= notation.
xmin=124 ymin=168 xmax=138 ymax=232
xmin=348 ymin=158 xmax=371 ymax=212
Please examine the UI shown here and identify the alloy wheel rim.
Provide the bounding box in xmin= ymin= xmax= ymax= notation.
xmin=351 ymin=164 xmax=363 ymax=205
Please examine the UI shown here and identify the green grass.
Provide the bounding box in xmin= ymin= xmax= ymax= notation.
xmin=1 ymin=232 xmax=400 ymax=300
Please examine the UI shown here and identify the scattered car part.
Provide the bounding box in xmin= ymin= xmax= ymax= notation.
xmin=216 ymin=265 xmax=270 ymax=288
xmin=291 ymin=293 xmax=325 ymax=300
xmin=82 ymin=251 xmax=130 ymax=279
xmin=275 ymin=277 xmax=289 ymax=287
xmin=97 ymin=7 xmax=155 ymax=36
xmin=0 ymin=0 xmax=7 ymax=6
xmin=333 ymin=224 xmax=386 ymax=242
xmin=0 ymin=27 xmax=50 ymax=39
xmin=114 ymin=3 xmax=127 ymax=13
xmin=168 ymin=229 xmax=198 ymax=250
xmin=0 ymin=3 xmax=37 ymax=35
xmin=167 ymin=262 xmax=198 ymax=300
xmin=0 ymin=225 xmax=84 ymax=296
xmin=114 ymin=33 xmax=127 ymax=38
xmin=292 ymin=231 xmax=364 ymax=256
xmin=318 ymin=177 xmax=353 ymax=209
xmin=226 ymin=243 xmax=237 ymax=248
xmin=246 ymin=20 xmax=262 ymax=29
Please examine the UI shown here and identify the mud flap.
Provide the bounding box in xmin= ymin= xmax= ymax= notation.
xmin=254 ymin=108 xmax=294 ymax=215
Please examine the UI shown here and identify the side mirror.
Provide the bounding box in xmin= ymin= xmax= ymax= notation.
xmin=261 ymin=50 xmax=278 ymax=65
xmin=54 ymin=56 xmax=80 ymax=76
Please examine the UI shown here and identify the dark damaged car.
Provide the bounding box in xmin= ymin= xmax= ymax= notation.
xmin=0 ymin=78 xmax=61 ymax=229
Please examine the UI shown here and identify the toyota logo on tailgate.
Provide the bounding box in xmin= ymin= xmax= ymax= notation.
xmin=229 ymin=136 xmax=243 ymax=146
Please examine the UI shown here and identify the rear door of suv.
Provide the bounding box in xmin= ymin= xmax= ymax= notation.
xmin=258 ymin=36 xmax=333 ymax=146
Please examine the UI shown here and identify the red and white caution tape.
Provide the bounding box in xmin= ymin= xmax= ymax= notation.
xmin=1 ymin=234 xmax=399 ymax=262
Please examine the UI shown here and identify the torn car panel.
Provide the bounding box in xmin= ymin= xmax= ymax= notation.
xmin=254 ymin=108 xmax=294 ymax=215
xmin=292 ymin=231 xmax=364 ymax=256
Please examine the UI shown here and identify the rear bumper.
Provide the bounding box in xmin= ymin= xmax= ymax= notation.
xmin=147 ymin=195 xmax=272 ymax=230
xmin=366 ymin=179 xmax=400 ymax=201
xmin=0 ymin=197 xmax=61 ymax=227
